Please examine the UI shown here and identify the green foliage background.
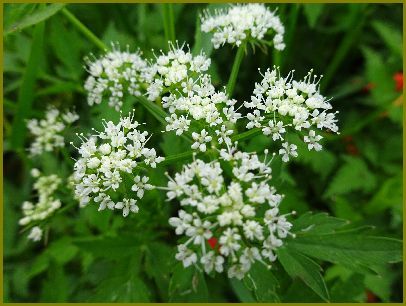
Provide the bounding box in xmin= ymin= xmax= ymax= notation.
xmin=3 ymin=3 xmax=403 ymax=303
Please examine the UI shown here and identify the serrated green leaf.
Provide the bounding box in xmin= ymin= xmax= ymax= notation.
xmin=277 ymin=247 xmax=329 ymax=301
xmin=292 ymin=212 xmax=349 ymax=235
xmin=169 ymin=264 xmax=208 ymax=302
xmin=4 ymin=4 xmax=66 ymax=35
xmin=244 ymin=262 xmax=280 ymax=302
xmin=229 ymin=278 xmax=256 ymax=302
xmin=324 ymin=156 xmax=376 ymax=198
xmin=286 ymin=233 xmax=402 ymax=274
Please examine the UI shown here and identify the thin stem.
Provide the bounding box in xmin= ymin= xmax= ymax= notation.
xmin=226 ymin=41 xmax=247 ymax=97
xmin=162 ymin=4 xmax=176 ymax=47
xmin=61 ymin=8 xmax=107 ymax=51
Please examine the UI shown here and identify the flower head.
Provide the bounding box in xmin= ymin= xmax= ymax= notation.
xmin=19 ymin=169 xmax=62 ymax=226
xmin=71 ymin=112 xmax=164 ymax=216
xmin=245 ymin=67 xmax=339 ymax=160
xmin=27 ymin=106 xmax=79 ymax=156
xmin=166 ymin=146 xmax=294 ymax=279
xmin=84 ymin=43 xmax=149 ymax=111
xmin=201 ymin=4 xmax=285 ymax=50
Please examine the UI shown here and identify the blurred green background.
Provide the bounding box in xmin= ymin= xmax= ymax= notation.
xmin=3 ymin=3 xmax=403 ymax=302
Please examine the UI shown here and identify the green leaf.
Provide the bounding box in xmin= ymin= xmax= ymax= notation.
xmin=372 ymin=21 xmax=402 ymax=58
xmin=292 ymin=212 xmax=349 ymax=235
xmin=330 ymin=273 xmax=365 ymax=302
xmin=168 ymin=264 xmax=208 ymax=302
xmin=10 ymin=22 xmax=44 ymax=149
xmin=286 ymin=233 xmax=402 ymax=274
xmin=73 ymin=235 xmax=141 ymax=259
xmin=144 ymin=242 xmax=176 ymax=301
xmin=362 ymin=46 xmax=397 ymax=106
xmin=192 ymin=14 xmax=213 ymax=57
xmin=4 ymin=4 xmax=66 ymax=35
xmin=277 ymin=247 xmax=329 ymax=301
xmin=324 ymin=156 xmax=376 ymax=198
xmin=303 ymin=4 xmax=324 ymax=28
xmin=365 ymin=174 xmax=402 ymax=215
xmin=229 ymin=278 xmax=256 ymax=302
xmin=244 ymin=262 xmax=280 ymax=302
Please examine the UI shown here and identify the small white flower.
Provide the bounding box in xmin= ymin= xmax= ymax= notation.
xmin=191 ymin=129 xmax=212 ymax=152
xmin=279 ymin=142 xmax=298 ymax=162
xmin=115 ymin=198 xmax=139 ymax=217
xmin=27 ymin=226 xmax=43 ymax=242
xmin=304 ymin=130 xmax=323 ymax=151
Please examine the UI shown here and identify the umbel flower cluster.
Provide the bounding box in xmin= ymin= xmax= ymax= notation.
xmin=20 ymin=3 xmax=340 ymax=283
xmin=146 ymin=43 xmax=241 ymax=151
xmin=245 ymin=67 xmax=339 ymax=158
xmin=84 ymin=44 xmax=150 ymax=111
xmin=71 ymin=113 xmax=164 ymax=217
xmin=166 ymin=146 xmax=294 ymax=279
xmin=201 ymin=4 xmax=285 ymax=50
xmin=27 ymin=106 xmax=79 ymax=156
xmin=19 ymin=169 xmax=62 ymax=242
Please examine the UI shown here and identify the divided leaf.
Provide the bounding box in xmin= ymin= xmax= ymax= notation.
xmin=286 ymin=233 xmax=402 ymax=274
xmin=277 ymin=247 xmax=329 ymax=301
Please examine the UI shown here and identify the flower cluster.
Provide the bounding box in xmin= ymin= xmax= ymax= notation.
xmin=146 ymin=42 xmax=211 ymax=101
xmin=27 ymin=107 xmax=79 ymax=156
xmin=201 ymin=4 xmax=285 ymax=50
xmin=245 ymin=67 xmax=339 ymax=160
xmin=147 ymin=44 xmax=241 ymax=152
xmin=84 ymin=44 xmax=150 ymax=111
xmin=71 ymin=113 xmax=164 ymax=217
xmin=19 ymin=169 xmax=62 ymax=242
xmin=166 ymin=146 xmax=294 ymax=279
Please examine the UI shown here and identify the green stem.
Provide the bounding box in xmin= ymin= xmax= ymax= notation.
xmin=162 ymin=4 xmax=176 ymax=47
xmin=61 ymin=8 xmax=107 ymax=51
xmin=226 ymin=41 xmax=247 ymax=97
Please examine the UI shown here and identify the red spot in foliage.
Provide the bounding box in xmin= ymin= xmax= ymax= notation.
xmin=366 ymin=290 xmax=378 ymax=303
xmin=343 ymin=135 xmax=353 ymax=143
xmin=393 ymin=72 xmax=403 ymax=92
xmin=363 ymin=82 xmax=375 ymax=93
xmin=208 ymin=237 xmax=218 ymax=249
xmin=342 ymin=135 xmax=359 ymax=156
xmin=346 ymin=144 xmax=359 ymax=156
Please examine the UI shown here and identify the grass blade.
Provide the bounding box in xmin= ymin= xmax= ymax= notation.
xmin=10 ymin=22 xmax=45 ymax=150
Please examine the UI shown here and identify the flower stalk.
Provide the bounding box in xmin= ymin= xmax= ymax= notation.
xmin=226 ymin=41 xmax=247 ymax=97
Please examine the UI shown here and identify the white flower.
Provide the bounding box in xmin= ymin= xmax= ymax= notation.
xmin=72 ymin=112 xmax=163 ymax=216
xmin=191 ymin=129 xmax=212 ymax=152
xmin=176 ymin=244 xmax=197 ymax=267
xmin=201 ymin=251 xmax=224 ymax=273
xmin=262 ymin=120 xmax=286 ymax=141
xmin=27 ymin=226 xmax=43 ymax=242
xmin=166 ymin=147 xmax=293 ymax=279
xmin=27 ymin=106 xmax=79 ymax=156
xmin=115 ymin=198 xmax=139 ymax=217
xmin=219 ymin=228 xmax=241 ymax=256
xmin=84 ymin=43 xmax=149 ymax=111
xmin=201 ymin=4 xmax=285 ymax=50
xmin=279 ymin=142 xmax=298 ymax=162
xmin=245 ymin=67 xmax=339 ymax=157
xmin=19 ymin=172 xmax=62 ymax=227
xmin=304 ymin=130 xmax=323 ymax=151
